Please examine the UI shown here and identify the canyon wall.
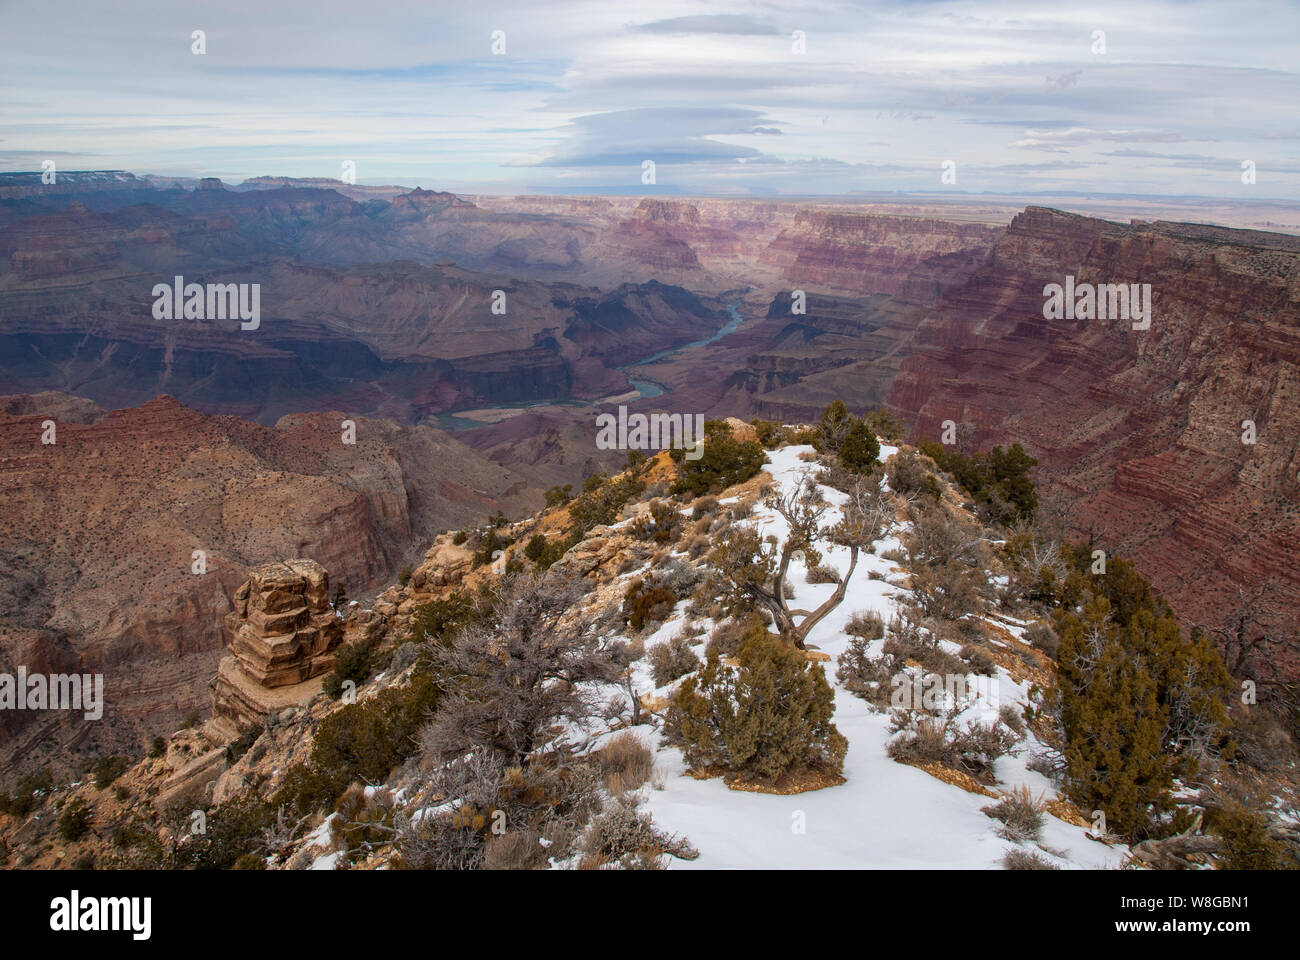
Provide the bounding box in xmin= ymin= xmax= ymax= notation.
xmin=886 ymin=207 xmax=1300 ymax=642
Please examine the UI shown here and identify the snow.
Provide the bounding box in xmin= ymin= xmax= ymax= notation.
xmin=629 ymin=443 xmax=1128 ymax=870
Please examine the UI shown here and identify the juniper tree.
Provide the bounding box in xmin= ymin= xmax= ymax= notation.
xmin=667 ymin=621 xmax=847 ymax=783
xmin=814 ymin=399 xmax=852 ymax=453
xmin=1053 ymin=598 xmax=1176 ymax=836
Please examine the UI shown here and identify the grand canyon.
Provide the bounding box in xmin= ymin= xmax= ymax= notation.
xmin=3 ymin=174 xmax=1296 ymax=786
xmin=2 ymin=0 xmax=1298 ymax=896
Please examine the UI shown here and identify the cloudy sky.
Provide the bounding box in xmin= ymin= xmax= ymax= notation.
xmin=2 ymin=0 xmax=1298 ymax=198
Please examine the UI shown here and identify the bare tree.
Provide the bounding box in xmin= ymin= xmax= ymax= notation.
xmin=710 ymin=472 xmax=892 ymax=648
xmin=419 ymin=572 xmax=629 ymax=767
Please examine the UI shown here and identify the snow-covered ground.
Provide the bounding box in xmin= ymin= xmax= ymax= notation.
xmin=616 ymin=444 xmax=1127 ymax=869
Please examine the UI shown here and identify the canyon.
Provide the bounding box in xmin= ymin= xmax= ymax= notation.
xmin=1 ymin=172 xmax=1297 ymax=784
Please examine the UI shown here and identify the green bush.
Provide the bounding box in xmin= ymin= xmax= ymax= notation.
xmin=813 ymin=400 xmax=851 ymax=453
xmin=545 ymin=484 xmax=573 ymax=507
xmin=93 ymin=755 xmax=131 ymax=789
xmin=273 ymin=673 xmax=439 ymax=817
xmin=58 ymin=797 xmax=92 ymax=842
xmin=918 ymin=441 xmax=1039 ymax=525
xmin=410 ymin=590 xmax=481 ymax=646
xmin=177 ymin=794 xmax=275 ymax=871
xmin=667 ymin=623 xmax=847 ymax=784
xmin=670 ymin=420 xmax=765 ymax=497
xmin=569 ymin=472 xmax=646 ymax=535
xmin=1211 ymin=801 xmax=1299 ymax=870
xmin=322 ymin=643 xmax=373 ymax=700
xmin=862 ymin=408 xmax=905 ymax=444
xmin=839 ymin=418 xmax=881 ymax=473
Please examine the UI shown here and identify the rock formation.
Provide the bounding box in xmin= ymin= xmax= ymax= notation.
xmin=210 ymin=559 xmax=344 ymax=733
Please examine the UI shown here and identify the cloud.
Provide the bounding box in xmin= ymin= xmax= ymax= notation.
xmin=630 ymin=15 xmax=780 ymax=36
xmin=1010 ymin=127 xmax=1191 ymax=151
xmin=0 ymin=0 xmax=1296 ymax=198
xmin=534 ymin=107 xmax=782 ymax=167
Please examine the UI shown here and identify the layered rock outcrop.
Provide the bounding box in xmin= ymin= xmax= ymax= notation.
xmin=211 ymin=559 xmax=343 ymax=732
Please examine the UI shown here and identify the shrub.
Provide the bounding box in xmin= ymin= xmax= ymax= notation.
xmin=569 ymin=472 xmax=646 ymax=536
xmin=410 ymin=591 xmax=479 ymax=645
xmin=806 ymin=562 xmax=841 ymax=584
xmin=420 ymin=574 xmax=627 ymax=769
xmin=846 ymin=610 xmax=885 ymax=642
xmin=388 ymin=641 xmax=420 ymax=673
xmin=999 ymin=703 xmax=1027 ymax=736
xmin=659 ymin=558 xmax=705 ymax=599
xmin=398 ymin=567 xmax=412 ymax=587
xmin=691 ymin=496 xmax=719 ymax=519
xmin=598 ymin=733 xmax=655 ymax=794
xmin=1051 ymin=598 xmax=1195 ymax=836
xmin=960 ymin=644 xmax=997 ymax=677
xmin=882 ymin=610 xmax=968 ymax=679
xmin=93 ymin=755 xmax=131 ymax=789
xmin=583 ymin=797 xmax=698 ymax=865
xmin=482 ymin=829 xmax=549 ymax=870
xmin=452 ymin=529 xmax=469 ymax=545
xmin=58 ymin=797 xmax=92 ymax=842
xmin=647 ymin=635 xmax=701 ymax=687
xmin=670 ymin=421 xmax=765 ymax=497
xmin=274 ymin=673 xmax=439 ymax=817
xmin=837 ymin=636 xmax=901 ymax=711
xmin=1210 ymin=802 xmax=1299 ymax=870
xmin=706 ymin=614 xmax=763 ymax=659
xmin=749 ymin=419 xmax=787 ymax=449
xmin=523 ymin=534 xmax=547 ymax=562
xmin=862 ymin=408 xmax=905 ymax=444
xmin=632 ymin=499 xmax=681 ymax=545
xmin=982 ymin=786 xmax=1046 ymax=842
xmin=886 ymin=448 xmax=937 ymax=497
xmin=887 ymin=710 xmax=1017 ymax=780
xmin=544 ymin=484 xmax=573 ymax=508
xmin=471 ymin=527 xmax=513 ymax=568
xmin=1002 ymin=848 xmax=1059 ymax=870
xmin=623 ymin=578 xmax=677 ymax=632
xmin=1023 ymin=620 xmax=1060 ymax=658
xmin=917 ymin=441 xmax=1039 ymax=525
xmin=149 ymin=736 xmax=167 ymax=759
xmin=0 ymin=770 xmax=54 ymax=817
xmin=839 ymin=418 xmax=881 ymax=473
xmin=322 ymin=643 xmax=373 ymax=700
xmin=331 ymin=783 xmax=399 ymax=858
xmin=176 ymin=793 xmax=275 ymax=871
xmin=814 ymin=400 xmax=851 ymax=453
xmin=666 ymin=624 xmax=847 ymax=784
